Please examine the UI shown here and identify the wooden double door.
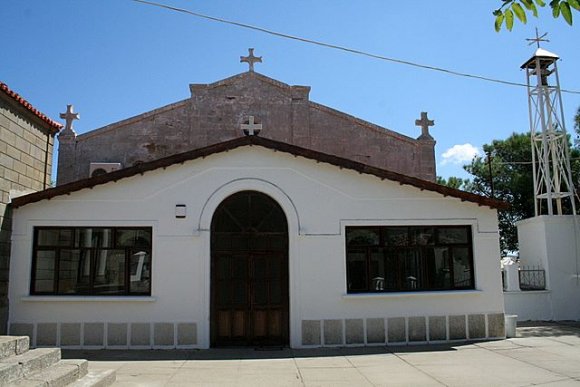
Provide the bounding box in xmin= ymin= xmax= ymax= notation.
xmin=210 ymin=191 xmax=289 ymax=347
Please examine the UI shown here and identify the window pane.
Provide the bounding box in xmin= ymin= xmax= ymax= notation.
xmin=130 ymin=250 xmax=151 ymax=294
xmin=438 ymin=227 xmax=469 ymax=244
xmin=345 ymin=225 xmax=473 ymax=293
xmin=346 ymin=228 xmax=379 ymax=247
xmin=453 ymin=247 xmax=472 ymax=288
xmin=93 ymin=250 xmax=126 ymax=295
xmin=32 ymin=227 xmax=153 ymax=296
xmin=347 ymin=251 xmax=367 ymax=291
xmin=369 ymin=249 xmax=385 ymax=290
xmin=75 ymin=228 xmax=113 ymax=248
xmin=57 ymin=249 xmax=90 ymax=294
xmin=383 ymin=249 xmax=400 ymax=290
xmin=34 ymin=250 xmax=55 ymax=292
xmin=403 ymin=250 xmax=422 ymax=290
xmin=116 ymin=229 xmax=151 ymax=248
xmin=410 ymin=228 xmax=434 ymax=246
xmin=37 ymin=229 xmax=72 ymax=246
xmin=429 ymin=247 xmax=451 ymax=289
xmin=385 ymin=228 xmax=408 ymax=246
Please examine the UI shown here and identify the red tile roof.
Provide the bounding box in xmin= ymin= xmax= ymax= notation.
xmin=0 ymin=81 xmax=62 ymax=134
xmin=11 ymin=135 xmax=509 ymax=210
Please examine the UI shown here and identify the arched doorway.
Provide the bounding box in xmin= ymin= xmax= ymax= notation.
xmin=210 ymin=191 xmax=289 ymax=347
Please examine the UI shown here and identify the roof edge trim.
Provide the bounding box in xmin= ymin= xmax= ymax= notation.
xmin=11 ymin=136 xmax=508 ymax=210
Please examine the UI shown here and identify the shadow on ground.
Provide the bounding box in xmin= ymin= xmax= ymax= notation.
xmin=517 ymin=321 xmax=580 ymax=338
xmin=62 ymin=342 xmax=467 ymax=362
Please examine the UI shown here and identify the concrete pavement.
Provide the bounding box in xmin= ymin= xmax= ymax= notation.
xmin=63 ymin=322 xmax=580 ymax=386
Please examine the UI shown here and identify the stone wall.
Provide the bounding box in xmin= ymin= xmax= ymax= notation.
xmin=57 ymin=72 xmax=437 ymax=184
xmin=10 ymin=314 xmax=505 ymax=349
xmin=10 ymin=321 xmax=198 ymax=349
xmin=301 ymin=313 xmax=505 ymax=346
xmin=0 ymin=93 xmax=56 ymax=333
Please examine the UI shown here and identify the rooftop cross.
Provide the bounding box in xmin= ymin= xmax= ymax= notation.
xmin=240 ymin=48 xmax=262 ymax=72
xmin=59 ymin=104 xmax=80 ymax=132
xmin=241 ymin=116 xmax=262 ymax=136
xmin=415 ymin=112 xmax=435 ymax=139
xmin=526 ymin=28 xmax=549 ymax=48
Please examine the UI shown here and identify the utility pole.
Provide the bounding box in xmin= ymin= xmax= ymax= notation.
xmin=486 ymin=150 xmax=495 ymax=199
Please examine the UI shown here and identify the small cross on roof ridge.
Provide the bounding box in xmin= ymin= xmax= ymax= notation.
xmin=240 ymin=48 xmax=262 ymax=72
xmin=59 ymin=104 xmax=80 ymax=132
xmin=526 ymin=28 xmax=549 ymax=49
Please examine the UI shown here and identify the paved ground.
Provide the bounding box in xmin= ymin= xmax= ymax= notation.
xmin=63 ymin=322 xmax=580 ymax=386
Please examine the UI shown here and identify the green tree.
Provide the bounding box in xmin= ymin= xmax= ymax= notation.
xmin=494 ymin=0 xmax=580 ymax=31
xmin=436 ymin=176 xmax=470 ymax=190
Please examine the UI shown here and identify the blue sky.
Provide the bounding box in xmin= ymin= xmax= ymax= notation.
xmin=2 ymin=1 xmax=579 ymax=180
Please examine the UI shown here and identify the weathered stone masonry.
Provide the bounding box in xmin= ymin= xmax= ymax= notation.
xmin=0 ymin=83 xmax=60 ymax=333
xmin=57 ymin=71 xmax=437 ymax=185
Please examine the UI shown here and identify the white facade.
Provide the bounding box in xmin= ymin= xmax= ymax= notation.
xmin=505 ymin=215 xmax=580 ymax=321
xmin=9 ymin=144 xmax=505 ymax=348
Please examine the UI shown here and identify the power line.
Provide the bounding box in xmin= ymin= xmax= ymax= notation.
xmin=130 ymin=0 xmax=580 ymax=95
xmin=482 ymin=157 xmax=580 ymax=165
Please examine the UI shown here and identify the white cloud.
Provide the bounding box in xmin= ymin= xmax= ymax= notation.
xmin=441 ymin=144 xmax=481 ymax=166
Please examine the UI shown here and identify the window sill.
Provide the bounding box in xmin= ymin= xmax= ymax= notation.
xmin=342 ymin=290 xmax=482 ymax=299
xmin=503 ymin=289 xmax=550 ymax=294
xmin=20 ymin=296 xmax=156 ymax=302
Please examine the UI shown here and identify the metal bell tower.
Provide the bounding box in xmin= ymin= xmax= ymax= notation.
xmin=522 ymin=32 xmax=576 ymax=216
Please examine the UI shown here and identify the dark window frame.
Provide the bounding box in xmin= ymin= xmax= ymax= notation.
xmin=30 ymin=226 xmax=152 ymax=296
xmin=345 ymin=225 xmax=474 ymax=293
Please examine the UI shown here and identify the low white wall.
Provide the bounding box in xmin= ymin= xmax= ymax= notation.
xmin=512 ymin=215 xmax=580 ymax=321
xmin=503 ymin=291 xmax=552 ymax=321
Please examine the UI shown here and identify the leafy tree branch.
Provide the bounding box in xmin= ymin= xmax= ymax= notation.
xmin=494 ymin=0 xmax=580 ymax=31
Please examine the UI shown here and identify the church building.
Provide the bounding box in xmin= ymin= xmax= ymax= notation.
xmin=8 ymin=50 xmax=507 ymax=349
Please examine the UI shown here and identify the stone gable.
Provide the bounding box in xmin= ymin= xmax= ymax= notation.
xmin=57 ymin=71 xmax=436 ymax=184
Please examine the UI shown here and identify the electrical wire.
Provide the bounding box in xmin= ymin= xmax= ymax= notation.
xmin=472 ymin=156 xmax=580 ymax=165
xmin=130 ymin=0 xmax=580 ymax=95
xmin=494 ymin=157 xmax=580 ymax=165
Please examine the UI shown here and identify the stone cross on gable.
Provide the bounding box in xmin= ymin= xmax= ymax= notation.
xmin=415 ymin=112 xmax=434 ymax=140
xmin=240 ymin=48 xmax=262 ymax=72
xmin=241 ymin=116 xmax=262 ymax=136
xmin=60 ymin=104 xmax=80 ymax=132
